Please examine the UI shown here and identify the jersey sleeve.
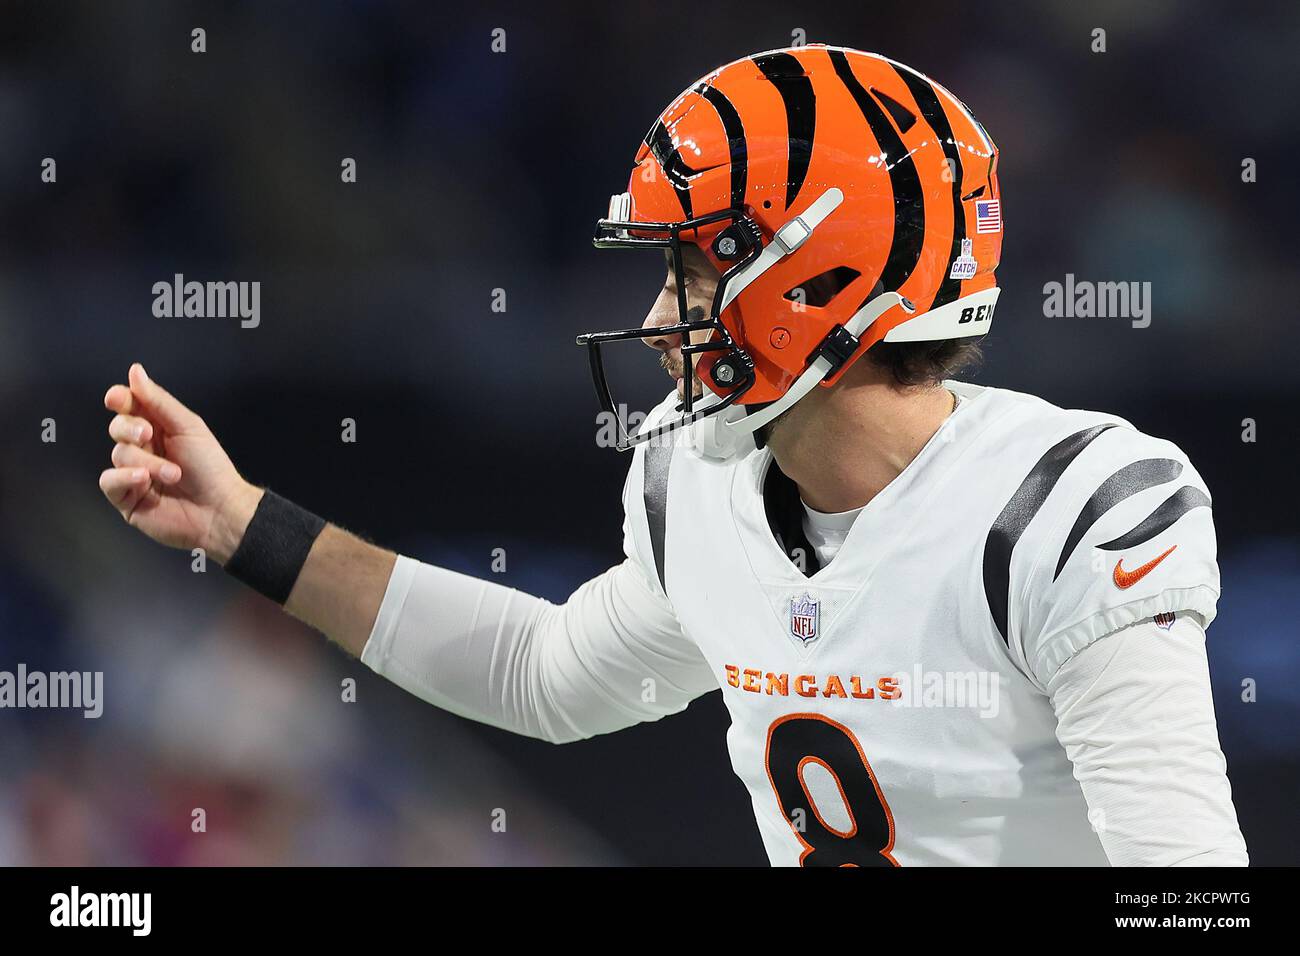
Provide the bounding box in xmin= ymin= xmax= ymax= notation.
xmin=361 ymin=555 xmax=715 ymax=743
xmin=1006 ymin=424 xmax=1220 ymax=689
xmin=359 ymin=392 xmax=715 ymax=743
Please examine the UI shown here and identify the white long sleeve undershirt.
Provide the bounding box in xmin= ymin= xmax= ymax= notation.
xmin=360 ymin=556 xmax=716 ymax=744
xmin=1047 ymin=612 xmax=1248 ymax=866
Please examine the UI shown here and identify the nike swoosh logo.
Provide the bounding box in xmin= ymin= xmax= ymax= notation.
xmin=1113 ymin=545 xmax=1177 ymax=589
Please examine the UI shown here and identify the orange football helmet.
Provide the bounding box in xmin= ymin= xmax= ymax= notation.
xmin=578 ymin=45 xmax=1002 ymax=453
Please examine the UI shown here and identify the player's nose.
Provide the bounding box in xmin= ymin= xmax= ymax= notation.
xmin=640 ymin=289 xmax=681 ymax=352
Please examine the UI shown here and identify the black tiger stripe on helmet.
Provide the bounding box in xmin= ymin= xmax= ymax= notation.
xmin=828 ymin=48 xmax=925 ymax=297
xmin=694 ymin=83 xmax=748 ymax=211
xmin=643 ymin=119 xmax=696 ymax=220
xmin=753 ymin=50 xmax=816 ymax=211
xmin=892 ymin=64 xmax=967 ymax=312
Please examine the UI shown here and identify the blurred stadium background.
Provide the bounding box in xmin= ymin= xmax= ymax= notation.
xmin=1 ymin=0 xmax=1296 ymax=865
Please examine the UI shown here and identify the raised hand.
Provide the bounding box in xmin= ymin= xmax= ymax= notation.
xmin=100 ymin=363 xmax=261 ymax=563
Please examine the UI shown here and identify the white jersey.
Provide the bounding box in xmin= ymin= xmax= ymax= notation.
xmin=364 ymin=380 xmax=1242 ymax=866
xmin=619 ymin=381 xmax=1220 ymax=866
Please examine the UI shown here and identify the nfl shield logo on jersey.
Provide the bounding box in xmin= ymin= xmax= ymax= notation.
xmin=789 ymin=593 xmax=820 ymax=644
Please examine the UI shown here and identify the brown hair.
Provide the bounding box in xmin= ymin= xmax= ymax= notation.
xmin=865 ymin=337 xmax=984 ymax=387
xmin=794 ymin=270 xmax=986 ymax=387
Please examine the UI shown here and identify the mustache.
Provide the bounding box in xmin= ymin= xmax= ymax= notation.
xmin=659 ymin=305 xmax=709 ymax=379
xmin=660 ymin=351 xmax=705 ymax=400
xmin=659 ymin=351 xmax=686 ymax=378
xmin=657 ymin=306 xmax=709 ymax=400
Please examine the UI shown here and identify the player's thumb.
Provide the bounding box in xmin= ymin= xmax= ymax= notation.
xmin=128 ymin=363 xmax=201 ymax=432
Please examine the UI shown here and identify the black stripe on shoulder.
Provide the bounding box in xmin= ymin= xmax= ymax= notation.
xmin=753 ymin=51 xmax=815 ymax=210
xmin=1053 ymin=458 xmax=1183 ymax=579
xmin=1096 ymin=485 xmax=1211 ymax=551
xmin=983 ymin=424 xmax=1118 ymax=645
xmin=642 ymin=438 xmax=674 ymax=591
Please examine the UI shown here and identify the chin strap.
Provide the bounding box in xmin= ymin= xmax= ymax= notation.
xmin=730 ymin=292 xmax=913 ymax=435
xmin=690 ymin=292 xmax=914 ymax=460
xmin=718 ymin=187 xmax=845 ymax=312
xmin=683 ymin=188 xmax=841 ymax=461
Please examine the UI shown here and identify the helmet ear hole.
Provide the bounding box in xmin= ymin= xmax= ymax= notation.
xmin=783 ymin=266 xmax=862 ymax=308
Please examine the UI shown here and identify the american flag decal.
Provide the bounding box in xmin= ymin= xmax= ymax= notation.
xmin=975 ymin=199 xmax=1002 ymax=234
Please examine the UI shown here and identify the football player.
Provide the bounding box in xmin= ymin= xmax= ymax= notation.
xmin=100 ymin=46 xmax=1247 ymax=866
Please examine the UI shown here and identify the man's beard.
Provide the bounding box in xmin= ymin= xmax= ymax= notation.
xmin=661 ymin=349 xmax=705 ymax=399
xmin=663 ymin=304 xmax=707 ymax=398
xmin=754 ymin=406 xmax=792 ymax=449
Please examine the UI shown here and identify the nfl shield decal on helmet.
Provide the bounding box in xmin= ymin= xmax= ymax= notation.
xmin=789 ymin=593 xmax=820 ymax=644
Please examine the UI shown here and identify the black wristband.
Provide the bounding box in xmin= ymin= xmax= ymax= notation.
xmin=223 ymin=490 xmax=326 ymax=604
